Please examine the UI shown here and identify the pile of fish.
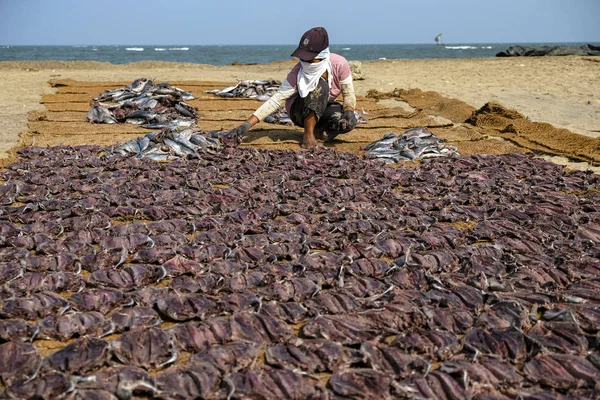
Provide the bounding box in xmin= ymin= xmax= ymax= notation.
xmin=1 ymin=145 xmax=600 ymax=399
xmin=87 ymin=78 xmax=198 ymax=129
xmin=205 ymin=79 xmax=281 ymax=101
xmin=111 ymin=127 xmax=222 ymax=161
xmin=364 ymin=127 xmax=459 ymax=162
xmin=263 ymin=106 xmax=294 ymax=126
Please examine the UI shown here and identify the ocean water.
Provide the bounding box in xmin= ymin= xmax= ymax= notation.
xmin=0 ymin=43 xmax=595 ymax=65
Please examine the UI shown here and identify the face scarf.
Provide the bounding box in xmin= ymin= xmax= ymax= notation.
xmin=297 ymin=47 xmax=332 ymax=98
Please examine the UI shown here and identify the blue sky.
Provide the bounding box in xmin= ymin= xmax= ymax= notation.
xmin=1 ymin=0 xmax=599 ymax=45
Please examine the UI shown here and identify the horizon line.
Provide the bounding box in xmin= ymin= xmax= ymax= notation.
xmin=1 ymin=41 xmax=599 ymax=47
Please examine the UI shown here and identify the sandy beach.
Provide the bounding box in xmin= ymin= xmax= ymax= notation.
xmin=0 ymin=56 xmax=599 ymax=165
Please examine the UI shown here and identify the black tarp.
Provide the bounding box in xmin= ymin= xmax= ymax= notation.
xmin=496 ymin=44 xmax=600 ymax=57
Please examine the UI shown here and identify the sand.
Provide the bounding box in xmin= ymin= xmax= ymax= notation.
xmin=0 ymin=56 xmax=599 ymax=169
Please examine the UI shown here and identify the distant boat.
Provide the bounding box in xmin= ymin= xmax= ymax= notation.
xmin=434 ymin=33 xmax=443 ymax=45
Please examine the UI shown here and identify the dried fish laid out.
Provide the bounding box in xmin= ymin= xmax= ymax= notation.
xmin=111 ymin=127 xmax=221 ymax=161
xmin=364 ymin=127 xmax=458 ymax=163
xmin=205 ymin=79 xmax=281 ymax=101
xmin=87 ymin=78 xmax=198 ymax=128
xmin=2 ymin=143 xmax=600 ymax=399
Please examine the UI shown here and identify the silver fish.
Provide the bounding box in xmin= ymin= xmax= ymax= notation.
xmin=87 ymin=107 xmax=117 ymax=124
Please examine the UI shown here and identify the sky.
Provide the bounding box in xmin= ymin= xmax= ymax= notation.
xmin=1 ymin=0 xmax=599 ymax=45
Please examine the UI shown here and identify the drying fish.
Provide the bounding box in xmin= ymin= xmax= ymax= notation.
xmin=112 ymin=327 xmax=177 ymax=369
xmin=87 ymin=107 xmax=117 ymax=124
xmin=188 ymin=342 xmax=261 ymax=374
xmin=87 ymin=78 xmax=198 ymax=128
xmin=4 ymin=371 xmax=73 ymax=400
xmin=226 ymin=366 xmax=325 ymax=400
xmin=112 ymin=126 xmax=221 ymax=160
xmin=45 ymin=337 xmax=110 ymax=374
xmin=0 ymin=341 xmax=42 ymax=387
xmin=206 ymin=79 xmax=281 ymax=100
xmin=364 ymin=127 xmax=458 ymax=162
xmin=155 ymin=364 xmax=221 ymax=399
xmin=34 ymin=311 xmax=113 ymax=341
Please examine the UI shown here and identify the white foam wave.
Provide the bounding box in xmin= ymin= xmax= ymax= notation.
xmin=341 ymin=47 xmax=351 ymax=50
xmin=445 ymin=46 xmax=478 ymax=50
xmin=481 ymin=46 xmax=493 ymax=49
xmin=168 ymin=47 xmax=189 ymax=51
xmin=155 ymin=48 xmax=166 ymax=51
xmin=126 ymin=47 xmax=144 ymax=51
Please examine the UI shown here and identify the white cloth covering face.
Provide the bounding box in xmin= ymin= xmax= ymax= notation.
xmin=297 ymin=47 xmax=332 ymax=98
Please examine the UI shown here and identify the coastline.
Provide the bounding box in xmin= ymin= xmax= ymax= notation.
xmin=0 ymin=56 xmax=598 ymax=163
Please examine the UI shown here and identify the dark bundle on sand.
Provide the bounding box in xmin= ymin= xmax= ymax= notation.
xmin=496 ymin=44 xmax=600 ymax=57
xmin=87 ymin=78 xmax=198 ymax=129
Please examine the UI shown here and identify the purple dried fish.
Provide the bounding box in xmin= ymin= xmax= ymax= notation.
xmin=0 ymin=341 xmax=41 ymax=386
xmin=161 ymin=254 xmax=204 ymax=277
xmin=169 ymin=273 xmax=223 ymax=294
xmin=329 ymin=368 xmax=392 ymax=400
xmin=69 ymin=288 xmax=130 ymax=314
xmin=155 ymin=364 xmax=220 ymax=399
xmin=156 ymin=292 xmax=219 ymax=322
xmin=108 ymin=306 xmax=161 ymax=332
xmin=0 ymin=319 xmax=33 ymax=342
xmin=523 ymin=353 xmax=600 ymax=389
xmin=302 ymin=315 xmax=377 ymax=345
xmin=112 ymin=327 xmax=177 ymax=369
xmin=464 ymin=327 xmax=527 ymax=363
xmin=226 ymin=366 xmax=325 ymax=400
xmin=259 ymin=300 xmax=309 ymax=324
xmin=7 ymin=271 xmax=85 ymax=296
xmin=81 ymin=247 xmax=127 ymax=272
xmin=266 ymin=339 xmax=353 ymax=374
xmin=392 ymin=329 xmax=462 ymax=361
xmin=188 ymin=342 xmax=261 ymax=373
xmin=74 ymin=366 xmax=157 ymax=399
xmin=5 ymin=371 xmax=74 ymax=400
xmin=526 ymin=321 xmax=588 ymax=355
xmin=0 ymin=291 xmax=69 ymax=320
xmin=35 ymin=311 xmax=113 ymax=341
xmin=0 ymin=263 xmax=23 ymax=284
xmin=45 ymin=337 xmax=109 ymax=374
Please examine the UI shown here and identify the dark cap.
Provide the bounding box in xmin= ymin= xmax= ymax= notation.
xmin=291 ymin=27 xmax=329 ymax=61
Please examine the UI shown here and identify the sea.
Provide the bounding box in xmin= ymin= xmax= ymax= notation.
xmin=0 ymin=43 xmax=596 ymax=65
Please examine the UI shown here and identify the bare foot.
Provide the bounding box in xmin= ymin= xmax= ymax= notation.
xmin=302 ymin=131 xmax=320 ymax=148
xmin=301 ymin=137 xmax=320 ymax=149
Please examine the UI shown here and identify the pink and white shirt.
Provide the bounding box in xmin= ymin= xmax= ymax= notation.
xmin=253 ymin=53 xmax=356 ymax=121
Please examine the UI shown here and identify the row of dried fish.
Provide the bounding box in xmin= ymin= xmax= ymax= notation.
xmin=2 ymin=331 xmax=599 ymax=399
xmin=1 ymin=145 xmax=600 ymax=398
xmin=87 ymin=78 xmax=198 ymax=129
xmin=205 ymin=79 xmax=281 ymax=101
xmin=364 ymin=127 xmax=459 ymax=162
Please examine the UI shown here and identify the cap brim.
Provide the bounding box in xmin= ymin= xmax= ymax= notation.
xmin=291 ymin=47 xmax=318 ymax=61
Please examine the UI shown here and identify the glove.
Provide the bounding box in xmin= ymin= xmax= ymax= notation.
xmin=223 ymin=121 xmax=251 ymax=147
xmin=342 ymin=110 xmax=357 ymax=130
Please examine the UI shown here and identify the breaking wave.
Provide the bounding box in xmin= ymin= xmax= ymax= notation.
xmin=154 ymin=48 xmax=166 ymax=51
xmin=445 ymin=46 xmax=478 ymax=50
xmin=168 ymin=47 xmax=189 ymax=51
xmin=126 ymin=47 xmax=144 ymax=51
